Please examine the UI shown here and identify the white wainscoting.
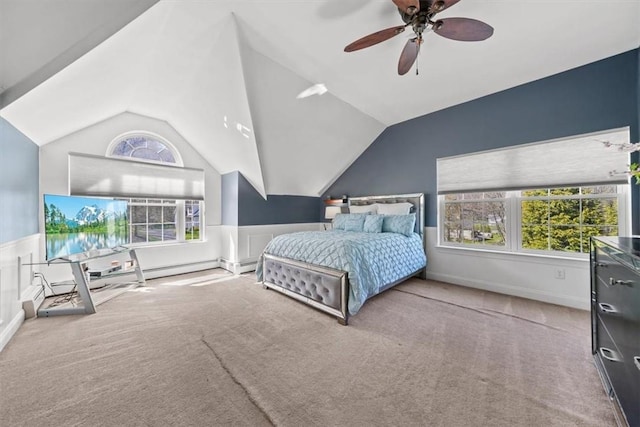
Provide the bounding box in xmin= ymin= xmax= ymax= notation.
xmin=248 ymin=234 xmax=274 ymax=260
xmin=0 ymin=234 xmax=41 ymax=351
xmin=423 ymin=227 xmax=591 ymax=310
xmin=220 ymin=223 xmax=323 ymax=274
xmin=239 ymin=223 xmax=323 ymax=264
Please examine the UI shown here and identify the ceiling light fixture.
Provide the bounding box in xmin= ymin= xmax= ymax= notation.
xmin=296 ymin=83 xmax=328 ymax=99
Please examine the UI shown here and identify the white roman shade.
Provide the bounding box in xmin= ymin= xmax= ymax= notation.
xmin=437 ymin=128 xmax=631 ymax=194
xmin=69 ymin=152 xmax=205 ymax=200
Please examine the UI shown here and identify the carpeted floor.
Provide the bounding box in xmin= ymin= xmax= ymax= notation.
xmin=0 ymin=270 xmax=616 ymax=426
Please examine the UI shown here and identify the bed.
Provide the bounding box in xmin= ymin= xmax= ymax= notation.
xmin=256 ymin=193 xmax=427 ymax=325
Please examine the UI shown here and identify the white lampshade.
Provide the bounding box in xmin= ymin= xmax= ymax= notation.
xmin=324 ymin=206 xmax=341 ymax=220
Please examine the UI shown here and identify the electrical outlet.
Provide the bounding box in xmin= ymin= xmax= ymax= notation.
xmin=554 ymin=269 xmax=565 ymax=280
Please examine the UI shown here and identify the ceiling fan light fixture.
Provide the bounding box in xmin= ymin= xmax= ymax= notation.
xmin=392 ymin=0 xmax=420 ymax=15
xmin=431 ymin=1 xmax=445 ymax=13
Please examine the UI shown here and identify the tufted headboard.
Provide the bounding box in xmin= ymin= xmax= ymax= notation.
xmin=348 ymin=193 xmax=425 ymax=236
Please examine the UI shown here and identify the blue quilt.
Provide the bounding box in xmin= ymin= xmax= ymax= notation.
xmin=256 ymin=230 xmax=427 ymax=315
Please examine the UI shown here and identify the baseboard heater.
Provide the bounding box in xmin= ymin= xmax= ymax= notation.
xmin=143 ymin=260 xmax=220 ymax=279
xmin=219 ymin=258 xmax=257 ymax=275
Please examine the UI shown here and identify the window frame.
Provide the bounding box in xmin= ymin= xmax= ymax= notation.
xmin=440 ymin=191 xmax=511 ymax=251
xmin=438 ymin=185 xmax=629 ymax=259
xmin=122 ymin=198 xmax=204 ymax=246
xmin=107 ymin=131 xmax=184 ymax=166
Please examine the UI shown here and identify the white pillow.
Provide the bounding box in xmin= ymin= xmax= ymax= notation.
xmin=376 ymin=202 xmax=413 ymax=215
xmin=349 ymin=204 xmax=377 ymax=214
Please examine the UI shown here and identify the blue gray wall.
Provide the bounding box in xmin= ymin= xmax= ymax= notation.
xmin=0 ymin=118 xmax=39 ymax=244
xmin=324 ymin=49 xmax=640 ymax=233
xmin=222 ymin=171 xmax=321 ymax=226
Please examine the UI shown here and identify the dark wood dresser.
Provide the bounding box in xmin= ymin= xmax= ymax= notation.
xmin=591 ymin=236 xmax=640 ymax=427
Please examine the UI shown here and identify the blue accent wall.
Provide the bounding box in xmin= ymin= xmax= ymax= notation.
xmin=0 ymin=118 xmax=39 ymax=244
xmin=222 ymin=171 xmax=321 ymax=226
xmin=237 ymin=173 xmax=320 ymax=226
xmin=324 ymin=49 xmax=640 ymax=231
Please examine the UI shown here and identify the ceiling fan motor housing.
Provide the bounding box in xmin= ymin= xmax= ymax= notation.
xmin=399 ymin=0 xmax=439 ymax=23
xmin=399 ymin=1 xmax=436 ymax=34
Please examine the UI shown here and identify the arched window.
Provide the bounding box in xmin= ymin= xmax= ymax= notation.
xmin=106 ymin=132 xmax=200 ymax=244
xmin=108 ymin=132 xmax=181 ymax=166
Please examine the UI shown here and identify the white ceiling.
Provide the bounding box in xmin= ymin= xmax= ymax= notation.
xmin=0 ymin=0 xmax=159 ymax=106
xmin=1 ymin=0 xmax=639 ymax=197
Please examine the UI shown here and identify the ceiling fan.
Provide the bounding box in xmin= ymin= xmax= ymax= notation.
xmin=344 ymin=0 xmax=494 ymax=75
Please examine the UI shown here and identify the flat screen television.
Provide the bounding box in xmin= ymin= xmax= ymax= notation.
xmin=44 ymin=194 xmax=129 ymax=260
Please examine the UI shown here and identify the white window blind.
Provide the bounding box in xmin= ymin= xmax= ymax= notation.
xmin=69 ymin=152 xmax=204 ymax=200
xmin=437 ymin=128 xmax=631 ymax=194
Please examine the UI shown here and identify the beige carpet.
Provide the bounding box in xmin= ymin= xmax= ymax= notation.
xmin=0 ymin=270 xmax=615 ymax=426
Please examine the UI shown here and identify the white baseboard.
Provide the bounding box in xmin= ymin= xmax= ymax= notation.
xmin=0 ymin=310 xmax=25 ymax=352
xmin=425 ymin=271 xmax=589 ymax=310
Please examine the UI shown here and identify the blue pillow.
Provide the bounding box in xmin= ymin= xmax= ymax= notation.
xmin=332 ymin=213 xmax=370 ymax=230
xmin=381 ymin=213 xmax=416 ymax=237
xmin=344 ymin=216 xmax=366 ymax=232
xmin=363 ymin=215 xmax=383 ymax=233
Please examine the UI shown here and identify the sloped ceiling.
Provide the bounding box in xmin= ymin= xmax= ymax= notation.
xmin=1 ymin=0 xmax=639 ymax=197
xmin=0 ymin=0 xmax=160 ymax=106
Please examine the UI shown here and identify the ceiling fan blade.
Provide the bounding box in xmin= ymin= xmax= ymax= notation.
xmin=429 ymin=0 xmax=461 ymax=14
xmin=344 ymin=25 xmax=406 ymax=52
xmin=392 ymin=0 xmax=420 ymax=15
xmin=433 ymin=17 xmax=494 ymax=41
xmin=398 ymin=38 xmax=420 ymax=75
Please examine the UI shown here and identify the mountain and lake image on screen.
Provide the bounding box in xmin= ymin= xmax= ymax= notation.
xmin=44 ymin=194 xmax=129 ymax=260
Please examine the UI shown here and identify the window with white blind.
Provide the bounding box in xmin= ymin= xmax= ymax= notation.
xmin=437 ymin=128 xmax=631 ymax=256
xmin=68 ymin=132 xmax=205 ymax=244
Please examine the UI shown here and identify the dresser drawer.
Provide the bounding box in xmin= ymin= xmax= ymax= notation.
xmin=596 ymin=319 xmax=640 ymax=427
xmin=613 ymin=307 xmax=640 ymax=368
xmin=595 ymin=254 xmax=639 ymax=336
xmin=621 ymin=359 xmax=640 ymax=427
xmin=596 ymin=297 xmax=640 ymax=354
xmin=595 ymin=253 xmax=636 ymax=304
xmin=616 ymin=346 xmax=640 ymax=427
xmin=594 ymin=249 xmax=626 ymax=309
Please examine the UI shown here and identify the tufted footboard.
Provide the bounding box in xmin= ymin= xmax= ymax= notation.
xmin=262 ymin=254 xmax=350 ymax=325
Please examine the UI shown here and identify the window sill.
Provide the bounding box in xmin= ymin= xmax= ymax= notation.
xmin=435 ymin=244 xmax=589 ymax=264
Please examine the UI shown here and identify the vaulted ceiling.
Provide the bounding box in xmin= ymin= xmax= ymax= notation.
xmin=1 ymin=0 xmax=639 ymax=198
